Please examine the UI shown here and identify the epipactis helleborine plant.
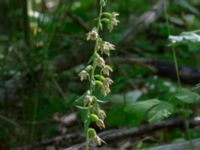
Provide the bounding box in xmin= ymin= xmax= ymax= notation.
xmin=77 ymin=0 xmax=119 ymax=149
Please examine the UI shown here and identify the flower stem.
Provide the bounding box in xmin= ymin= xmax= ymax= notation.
xmin=172 ymin=45 xmax=181 ymax=87
xmin=85 ymin=107 xmax=90 ymax=150
xmin=85 ymin=5 xmax=103 ymax=150
xmin=164 ymin=1 xmax=193 ymax=150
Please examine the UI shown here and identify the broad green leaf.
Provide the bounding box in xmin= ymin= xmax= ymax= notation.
xmin=175 ymin=88 xmax=200 ymax=104
xmin=125 ymin=99 xmax=174 ymax=123
xmin=147 ymin=102 xmax=174 ymax=123
xmin=125 ymin=99 xmax=161 ymax=115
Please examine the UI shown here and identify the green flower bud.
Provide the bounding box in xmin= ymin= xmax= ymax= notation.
xmin=92 ymin=96 xmax=97 ymax=104
xmin=101 ymin=18 xmax=110 ymax=24
xmin=95 ymin=80 xmax=104 ymax=88
xmin=88 ymin=128 xmax=96 ymax=137
xmin=85 ymin=65 xmax=93 ymax=72
xmin=102 ymin=12 xmax=111 ymax=17
xmin=90 ymin=114 xmax=99 ymax=122
xmin=95 ymin=75 xmax=105 ymax=81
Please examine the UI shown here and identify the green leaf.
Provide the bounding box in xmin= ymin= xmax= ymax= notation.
xmin=175 ymin=0 xmax=199 ymax=15
xmin=125 ymin=99 xmax=174 ymax=123
xmin=75 ymin=105 xmax=88 ymax=110
xmin=174 ymin=88 xmax=200 ymax=104
xmin=126 ymin=99 xmax=161 ymax=115
xmin=147 ymin=102 xmax=174 ymax=123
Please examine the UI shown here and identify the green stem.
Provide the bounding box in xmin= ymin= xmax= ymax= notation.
xmin=164 ymin=1 xmax=193 ymax=149
xmin=172 ymin=46 xmax=181 ymax=87
xmin=184 ymin=119 xmax=194 ymax=150
xmin=85 ymin=5 xmax=103 ymax=150
xmin=164 ymin=0 xmax=180 ymax=87
xmin=85 ymin=107 xmax=90 ymax=150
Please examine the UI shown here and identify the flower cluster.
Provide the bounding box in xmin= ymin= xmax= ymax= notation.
xmin=77 ymin=0 xmax=119 ymax=148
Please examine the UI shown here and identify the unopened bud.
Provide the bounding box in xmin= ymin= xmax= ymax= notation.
xmin=88 ymin=128 xmax=96 ymax=137
xmin=90 ymin=114 xmax=99 ymax=122
xmin=95 ymin=80 xmax=104 ymax=88
xmin=95 ymin=75 xmax=105 ymax=81
xmin=85 ymin=65 xmax=93 ymax=72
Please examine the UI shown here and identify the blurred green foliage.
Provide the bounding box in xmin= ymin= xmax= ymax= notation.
xmin=0 ymin=0 xmax=200 ymax=149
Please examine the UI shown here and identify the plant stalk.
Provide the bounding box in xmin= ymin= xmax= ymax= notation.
xmin=164 ymin=1 xmax=193 ymax=150
xmin=85 ymin=5 xmax=103 ymax=150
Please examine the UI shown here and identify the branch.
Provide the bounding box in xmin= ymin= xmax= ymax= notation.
xmin=14 ymin=118 xmax=200 ymax=149
xmin=110 ymin=56 xmax=200 ymax=84
xmin=22 ymin=0 xmax=30 ymax=47
xmin=122 ymin=0 xmax=165 ymax=43
xmin=67 ymin=13 xmax=90 ymax=32
xmin=143 ymin=138 xmax=200 ymax=150
xmin=14 ymin=132 xmax=84 ymax=150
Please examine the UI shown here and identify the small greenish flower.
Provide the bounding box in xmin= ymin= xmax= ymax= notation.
xmin=103 ymin=77 xmax=113 ymax=87
xmin=85 ymin=65 xmax=93 ymax=72
xmin=111 ymin=12 xmax=120 ymax=26
xmin=94 ymin=56 xmax=105 ymax=67
xmin=87 ymin=29 xmax=98 ymax=41
xmin=101 ymin=78 xmax=113 ymax=95
xmin=98 ymin=109 xmax=106 ymax=120
xmin=96 ymin=119 xmax=105 ymax=129
xmin=93 ymin=135 xmax=105 ymax=146
xmin=78 ymin=70 xmax=89 ymax=81
xmin=84 ymin=95 xmax=93 ymax=106
xmin=108 ymin=12 xmax=120 ymax=31
xmin=99 ymin=41 xmax=115 ymax=56
xmin=102 ymin=65 xmax=113 ymax=76
xmin=101 ymin=86 xmax=111 ymax=96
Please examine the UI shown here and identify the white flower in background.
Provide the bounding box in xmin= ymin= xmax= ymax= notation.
xmin=169 ymin=32 xmax=200 ymax=43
